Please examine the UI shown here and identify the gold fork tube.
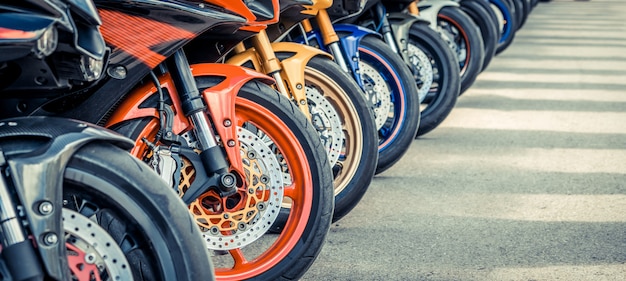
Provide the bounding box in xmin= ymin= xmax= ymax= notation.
xmin=249 ymin=30 xmax=283 ymax=75
xmin=301 ymin=19 xmax=314 ymax=33
xmin=248 ymin=30 xmax=311 ymax=116
xmin=233 ymin=42 xmax=246 ymax=54
xmin=314 ymin=9 xmax=339 ymax=45
xmin=408 ymin=1 xmax=420 ymax=15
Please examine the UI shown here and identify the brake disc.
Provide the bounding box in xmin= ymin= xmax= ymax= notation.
xmin=407 ymin=44 xmax=433 ymax=103
xmin=359 ymin=61 xmax=391 ymax=130
xmin=182 ymin=126 xmax=284 ymax=251
xmin=64 ymin=208 xmax=132 ymax=281
xmin=305 ymin=85 xmax=343 ymax=166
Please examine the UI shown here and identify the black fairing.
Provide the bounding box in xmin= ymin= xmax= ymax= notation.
xmin=0 ymin=0 xmax=247 ymax=126
xmin=265 ymin=0 xmax=313 ymax=42
xmin=0 ymin=116 xmax=133 ymax=280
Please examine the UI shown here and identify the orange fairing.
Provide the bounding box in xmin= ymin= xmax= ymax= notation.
xmin=0 ymin=27 xmax=37 ymax=39
xmin=205 ymin=0 xmax=256 ymax=22
xmin=205 ymin=0 xmax=280 ymax=29
xmin=98 ymin=9 xmax=195 ymax=69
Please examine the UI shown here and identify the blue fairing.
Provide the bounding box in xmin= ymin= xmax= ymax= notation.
xmin=299 ymin=23 xmax=380 ymax=86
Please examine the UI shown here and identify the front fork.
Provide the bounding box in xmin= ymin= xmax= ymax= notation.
xmin=226 ymin=31 xmax=332 ymax=119
xmin=166 ymin=50 xmax=237 ymax=204
xmin=302 ymin=15 xmax=381 ymax=87
xmin=0 ymin=157 xmax=43 ymax=281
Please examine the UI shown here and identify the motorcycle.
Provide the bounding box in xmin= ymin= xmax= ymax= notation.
xmin=0 ymin=0 xmax=214 ymax=280
xmin=396 ymin=0 xmax=485 ymax=94
xmin=275 ymin=0 xmax=422 ymax=174
xmin=327 ymin=0 xmax=461 ymax=136
xmin=459 ymin=0 xmax=500 ymax=71
xmin=220 ymin=0 xmax=379 ymax=223
xmin=97 ymin=0 xmax=335 ymax=279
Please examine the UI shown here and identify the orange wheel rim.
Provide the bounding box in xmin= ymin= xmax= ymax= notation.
xmin=211 ymin=97 xmax=313 ymax=280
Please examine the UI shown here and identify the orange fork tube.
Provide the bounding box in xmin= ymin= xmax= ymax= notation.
xmin=301 ymin=19 xmax=314 ymax=33
xmin=314 ymin=9 xmax=340 ymax=45
xmin=248 ymin=30 xmax=285 ymax=81
xmin=408 ymin=1 xmax=420 ymax=15
xmin=105 ymin=64 xmax=274 ymax=179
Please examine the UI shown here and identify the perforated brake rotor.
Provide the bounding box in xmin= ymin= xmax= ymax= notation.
xmin=438 ymin=22 xmax=467 ymax=68
xmin=407 ymin=44 xmax=433 ymax=103
xmin=358 ymin=61 xmax=392 ymax=130
xmin=182 ymin=126 xmax=284 ymax=251
xmin=305 ymin=85 xmax=343 ymax=166
xmin=64 ymin=208 xmax=132 ymax=281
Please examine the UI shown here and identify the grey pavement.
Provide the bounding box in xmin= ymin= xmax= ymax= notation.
xmin=301 ymin=0 xmax=626 ymax=280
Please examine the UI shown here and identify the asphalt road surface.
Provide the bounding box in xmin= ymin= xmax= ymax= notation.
xmin=301 ymin=0 xmax=626 ymax=280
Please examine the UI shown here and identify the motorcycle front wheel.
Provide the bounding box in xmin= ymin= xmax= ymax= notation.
xmin=0 ymin=140 xmax=212 ymax=281
xmin=111 ymin=79 xmax=334 ymax=280
xmin=460 ymin=0 xmax=499 ymax=72
xmin=407 ymin=21 xmax=461 ymax=137
xmin=302 ymin=56 xmax=378 ymax=222
xmin=438 ymin=6 xmax=485 ymax=94
xmin=356 ymin=35 xmax=421 ymax=174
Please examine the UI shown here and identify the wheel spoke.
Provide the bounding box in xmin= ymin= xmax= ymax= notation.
xmin=229 ymin=248 xmax=249 ymax=269
xmin=283 ymin=183 xmax=297 ymax=199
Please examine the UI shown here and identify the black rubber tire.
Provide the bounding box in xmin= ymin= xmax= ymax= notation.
xmin=112 ymin=80 xmax=334 ymax=280
xmin=492 ymin=0 xmax=518 ymax=55
xmin=508 ymin=0 xmax=524 ymax=31
xmin=301 ymin=56 xmax=378 ymax=222
xmin=517 ymin=0 xmax=532 ymax=29
xmin=460 ymin=0 xmax=500 ymax=72
xmin=0 ymin=140 xmax=213 ymax=281
xmin=438 ymin=6 xmax=485 ymax=94
xmin=357 ymin=36 xmax=420 ymax=174
xmin=407 ymin=22 xmax=460 ymax=137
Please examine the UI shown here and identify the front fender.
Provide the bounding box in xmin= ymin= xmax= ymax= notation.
xmin=0 ymin=116 xmax=133 ymax=280
xmin=387 ymin=12 xmax=430 ymax=64
xmin=332 ymin=24 xmax=380 ymax=85
xmin=227 ymin=42 xmax=331 ymax=115
xmin=192 ymin=64 xmax=273 ymax=177
xmin=417 ymin=0 xmax=460 ymax=29
xmin=105 ymin=64 xmax=273 ymax=179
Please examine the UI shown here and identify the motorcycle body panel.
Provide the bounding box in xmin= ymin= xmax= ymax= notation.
xmin=302 ymin=23 xmax=379 ymax=85
xmin=0 ymin=116 xmax=133 ymax=280
xmin=105 ymin=63 xmax=273 ymax=179
xmin=416 ymin=0 xmax=460 ymax=29
xmin=226 ymin=41 xmax=331 ymax=111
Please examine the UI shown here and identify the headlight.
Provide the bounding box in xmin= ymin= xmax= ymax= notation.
xmin=35 ymin=26 xmax=58 ymax=58
xmin=79 ymin=55 xmax=104 ymax=81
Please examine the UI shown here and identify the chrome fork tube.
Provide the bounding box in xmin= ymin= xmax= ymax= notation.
xmin=271 ymin=72 xmax=290 ymax=96
xmin=170 ymin=50 xmax=219 ymax=150
xmin=0 ymin=176 xmax=26 ymax=247
xmin=328 ymin=42 xmax=351 ymax=73
xmin=374 ymin=3 xmax=400 ymax=53
xmin=189 ymin=112 xmax=218 ymax=149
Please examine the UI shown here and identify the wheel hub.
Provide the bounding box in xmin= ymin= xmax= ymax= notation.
xmin=181 ymin=126 xmax=284 ymax=251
